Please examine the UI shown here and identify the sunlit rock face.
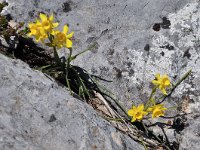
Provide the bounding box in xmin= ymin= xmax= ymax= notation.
xmin=1 ymin=0 xmax=200 ymax=149
xmin=0 ymin=54 xmax=143 ymax=150
xmin=0 ymin=0 xmax=193 ymax=105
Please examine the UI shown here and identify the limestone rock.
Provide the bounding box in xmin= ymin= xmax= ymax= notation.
xmin=1 ymin=0 xmax=200 ymax=149
xmin=0 ymin=0 xmax=196 ymax=108
xmin=179 ymin=116 xmax=200 ymax=150
xmin=0 ymin=54 xmax=143 ymax=150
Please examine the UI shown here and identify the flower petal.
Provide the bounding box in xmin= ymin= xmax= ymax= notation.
xmin=152 ymin=80 xmax=160 ymax=85
xmin=131 ymin=117 xmax=136 ymax=122
xmin=53 ymin=23 xmax=59 ymax=28
xmin=49 ymin=14 xmax=54 ymax=21
xmin=164 ymin=80 xmax=170 ymax=86
xmin=63 ymin=25 xmax=69 ymax=34
xmin=40 ymin=13 xmax=47 ymax=21
xmin=66 ymin=32 xmax=74 ymax=39
xmin=127 ymin=109 xmax=134 ymax=116
xmin=138 ymin=104 xmax=144 ymax=111
xmin=136 ymin=114 xmax=143 ymax=120
xmin=155 ymin=73 xmax=160 ymax=80
xmin=66 ymin=39 xmax=72 ymax=48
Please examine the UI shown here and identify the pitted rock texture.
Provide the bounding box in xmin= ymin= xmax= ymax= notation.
xmin=0 ymin=0 xmax=193 ymax=107
xmin=179 ymin=116 xmax=200 ymax=150
xmin=1 ymin=0 xmax=200 ymax=149
xmin=0 ymin=54 xmax=143 ymax=150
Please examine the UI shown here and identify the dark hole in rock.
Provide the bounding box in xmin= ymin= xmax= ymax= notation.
xmin=62 ymin=1 xmax=71 ymax=12
xmin=160 ymin=44 xmax=174 ymax=50
xmin=49 ymin=114 xmax=57 ymax=122
xmin=183 ymin=49 xmax=191 ymax=59
xmin=160 ymin=51 xmax=165 ymax=56
xmin=173 ymin=75 xmax=177 ymax=79
xmin=161 ymin=17 xmax=171 ymax=29
xmin=144 ymin=44 xmax=150 ymax=51
xmin=5 ymin=14 xmax=12 ymax=21
xmin=172 ymin=117 xmax=186 ymax=133
xmin=126 ymin=62 xmax=132 ymax=68
xmin=153 ymin=23 xmax=161 ymax=31
xmin=14 ymin=36 xmax=52 ymax=67
xmin=129 ymin=69 xmax=134 ymax=76
xmin=153 ymin=17 xmax=171 ymax=31
xmin=113 ymin=67 xmax=122 ymax=79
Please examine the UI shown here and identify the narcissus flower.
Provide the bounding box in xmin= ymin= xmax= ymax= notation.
xmin=28 ymin=13 xmax=59 ymax=42
xmin=39 ymin=13 xmax=59 ymax=33
xmin=152 ymin=73 xmax=170 ymax=95
xmin=52 ymin=25 xmax=74 ymax=49
xmin=147 ymin=104 xmax=167 ymax=118
xmin=127 ymin=104 xmax=148 ymax=122
xmin=28 ymin=21 xmax=47 ymax=42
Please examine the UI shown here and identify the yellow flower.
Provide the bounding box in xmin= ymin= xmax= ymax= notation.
xmin=147 ymin=104 xmax=167 ymax=118
xmin=28 ymin=21 xmax=47 ymax=42
xmin=152 ymin=73 xmax=170 ymax=95
xmin=127 ymin=104 xmax=148 ymax=122
xmin=28 ymin=13 xmax=59 ymax=42
xmin=39 ymin=13 xmax=59 ymax=34
xmin=52 ymin=25 xmax=74 ymax=49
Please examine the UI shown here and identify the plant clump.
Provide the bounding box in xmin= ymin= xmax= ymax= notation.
xmin=0 ymin=11 xmax=192 ymax=150
xmin=26 ymin=14 xmax=192 ymax=149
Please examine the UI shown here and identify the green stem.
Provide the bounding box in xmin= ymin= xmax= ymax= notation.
xmin=71 ymin=67 xmax=90 ymax=99
xmin=48 ymin=35 xmax=63 ymax=67
xmin=65 ymin=71 xmax=72 ymax=94
xmin=145 ymin=86 xmax=157 ymax=110
xmin=66 ymin=48 xmax=73 ymax=94
xmin=68 ymin=48 xmax=73 ymax=64
xmin=71 ymin=43 xmax=97 ymax=61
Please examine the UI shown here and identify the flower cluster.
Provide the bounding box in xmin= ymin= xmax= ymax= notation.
xmin=28 ymin=13 xmax=74 ymax=49
xmin=128 ymin=104 xmax=167 ymax=122
xmin=127 ymin=73 xmax=170 ymax=122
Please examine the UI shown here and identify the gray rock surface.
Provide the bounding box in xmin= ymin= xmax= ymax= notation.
xmin=0 ymin=0 xmax=197 ymax=107
xmin=0 ymin=53 xmax=143 ymax=150
xmin=179 ymin=116 xmax=200 ymax=150
xmin=1 ymin=0 xmax=200 ymax=149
